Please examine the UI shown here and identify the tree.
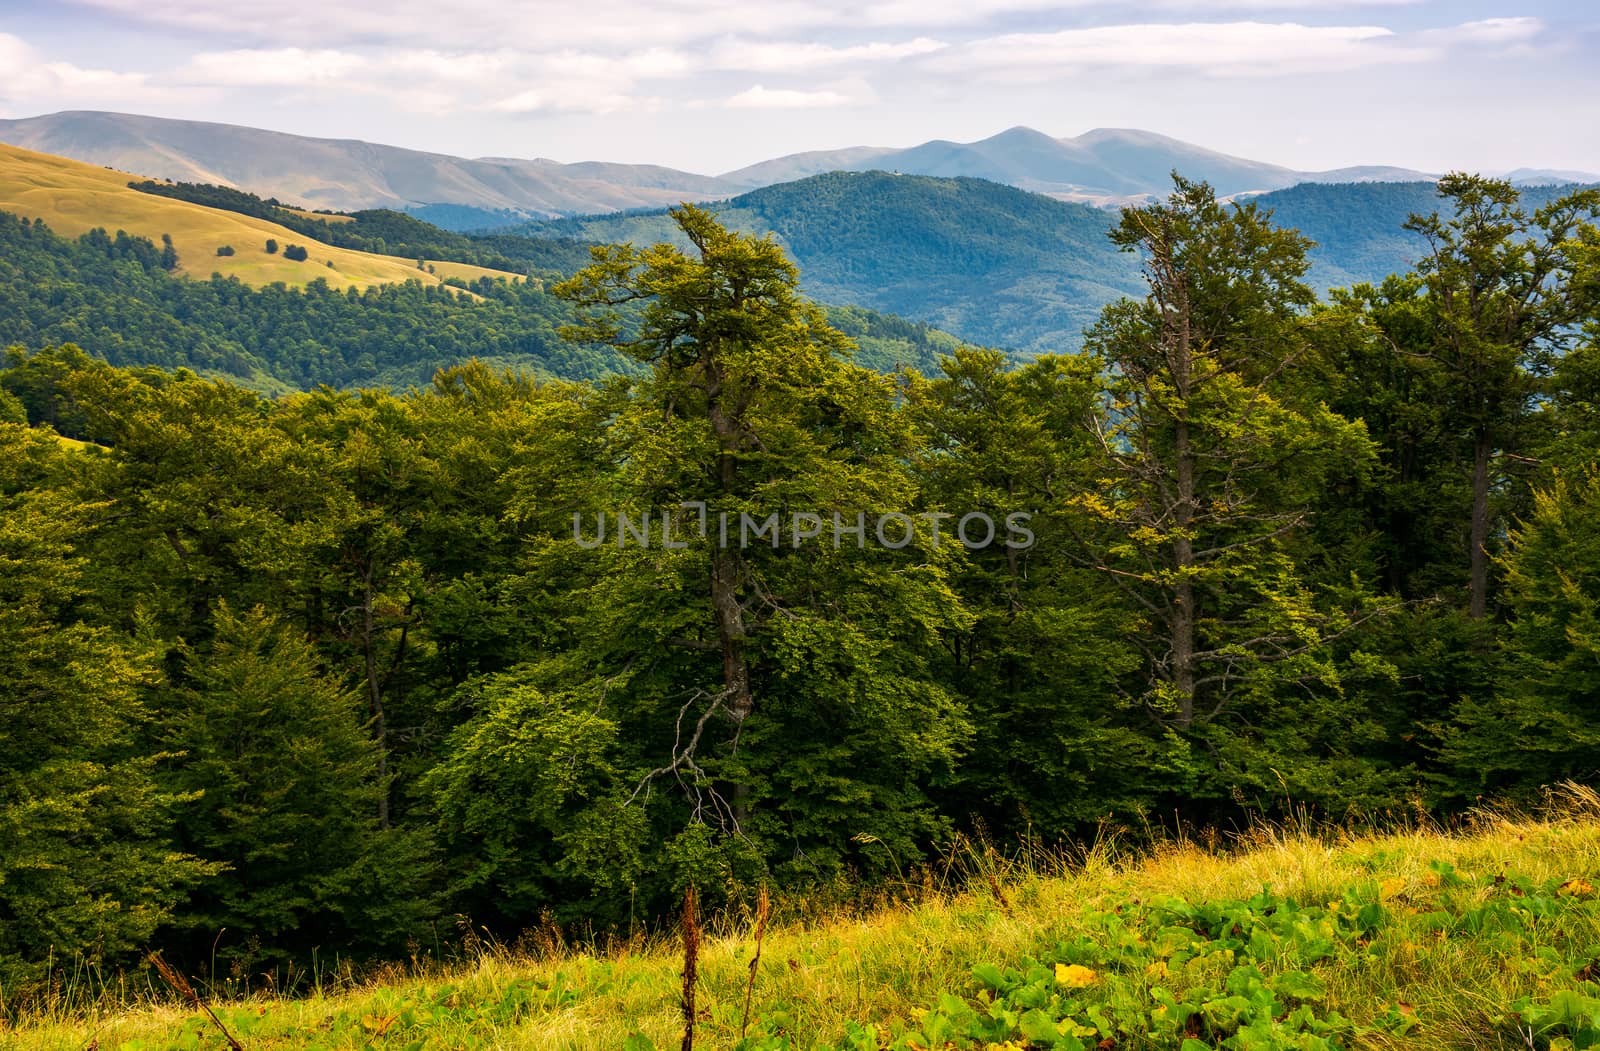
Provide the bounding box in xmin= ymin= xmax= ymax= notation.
xmin=1401 ymin=174 xmax=1600 ymax=619
xmin=0 ymin=386 xmax=24 ymax=424
xmin=906 ymin=347 xmax=1189 ymax=835
xmin=265 ymin=238 xmax=278 ymax=254
xmin=1440 ymin=469 xmax=1600 ymax=797
xmin=157 ymin=603 xmax=433 ymax=966
xmin=283 ymin=244 xmax=309 ymax=262
xmin=1080 ymin=175 xmax=1379 ymax=748
xmin=0 ymin=424 xmax=211 ymax=985
xmin=216 ymin=245 xmax=234 ymax=257
xmin=160 ymin=232 xmax=178 ymax=270
xmin=551 ymin=206 xmax=970 ymax=891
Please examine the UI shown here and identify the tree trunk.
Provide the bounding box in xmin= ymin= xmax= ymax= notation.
xmin=1468 ymin=431 xmax=1492 ymax=620
xmin=1172 ymin=414 xmax=1197 ymax=727
xmin=360 ymin=567 xmax=391 ymax=829
xmin=1169 ymin=292 xmax=1198 ymax=728
xmin=707 ymin=386 xmax=753 ymax=824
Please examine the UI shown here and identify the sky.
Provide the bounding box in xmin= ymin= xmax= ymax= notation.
xmin=0 ymin=0 xmax=1595 ymax=176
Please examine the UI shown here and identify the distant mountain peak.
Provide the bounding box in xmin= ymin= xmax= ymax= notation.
xmin=0 ymin=109 xmax=1563 ymax=219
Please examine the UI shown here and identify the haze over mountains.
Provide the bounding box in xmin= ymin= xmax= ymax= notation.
xmin=7 ymin=110 xmax=1597 ymax=224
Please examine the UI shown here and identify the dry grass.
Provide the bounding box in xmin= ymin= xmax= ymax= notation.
xmin=0 ymin=143 xmax=520 ymax=293
xmin=6 ymin=787 xmax=1600 ymax=1049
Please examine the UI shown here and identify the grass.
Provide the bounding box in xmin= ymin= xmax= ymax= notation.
xmin=0 ymin=143 xmax=519 ymax=292
xmin=5 ymin=787 xmax=1600 ymax=1050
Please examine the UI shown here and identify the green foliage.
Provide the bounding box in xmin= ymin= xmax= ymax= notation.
xmin=0 ymin=212 xmax=620 ymax=390
xmin=1439 ymin=470 xmax=1600 ymax=796
xmin=0 ymin=423 xmax=212 ymax=987
xmin=0 ymin=384 xmax=25 ymax=423
xmin=1079 ymin=176 xmax=1387 ymax=808
xmin=550 ymin=205 xmax=973 ymax=897
xmin=158 ymin=603 xmax=434 ymax=963
xmin=422 ymin=671 xmax=642 ymax=925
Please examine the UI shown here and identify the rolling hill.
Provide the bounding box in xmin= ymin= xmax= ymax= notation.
xmin=517 ymin=171 xmax=1145 ymax=354
xmin=0 ymin=148 xmax=965 ymax=391
xmin=0 ymin=142 xmax=521 ymax=292
xmin=516 ymin=173 xmax=1600 ymax=353
xmin=0 ymin=111 xmax=746 ymax=217
xmin=8 ymin=110 xmax=1596 ymax=229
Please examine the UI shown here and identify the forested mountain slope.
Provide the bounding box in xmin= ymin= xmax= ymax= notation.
xmin=521 ymin=174 xmax=1600 ymax=353
xmin=0 ymin=208 xmax=959 ymax=389
xmin=520 ymin=172 xmax=1147 ymax=353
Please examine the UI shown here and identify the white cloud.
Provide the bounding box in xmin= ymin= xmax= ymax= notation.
xmin=1423 ymin=17 xmax=1544 ymax=46
xmin=0 ymin=32 xmax=161 ymax=106
xmin=726 ymin=85 xmax=856 ymax=108
xmin=178 ymin=48 xmax=369 ymax=87
xmin=922 ymin=21 xmax=1432 ymax=80
xmin=169 ymin=45 xmax=690 ymax=115
xmin=53 ymin=0 xmax=1429 ymax=50
xmin=709 ymin=36 xmax=946 ymax=72
xmin=55 ymin=0 xmax=837 ymax=51
xmin=489 ymin=85 xmax=646 ymax=115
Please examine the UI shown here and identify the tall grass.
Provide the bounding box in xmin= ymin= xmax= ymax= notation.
xmin=4 ymin=784 xmax=1598 ymax=1049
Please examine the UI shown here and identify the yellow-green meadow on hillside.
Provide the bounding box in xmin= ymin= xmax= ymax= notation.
xmin=9 ymin=790 xmax=1600 ymax=1050
xmin=0 ymin=143 xmax=519 ymax=291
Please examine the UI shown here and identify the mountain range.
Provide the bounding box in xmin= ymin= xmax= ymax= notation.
xmin=0 ymin=111 xmax=745 ymax=218
xmin=7 ymin=110 xmax=1596 ymax=222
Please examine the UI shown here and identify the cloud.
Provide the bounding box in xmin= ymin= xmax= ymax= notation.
xmin=54 ymin=0 xmax=837 ymax=51
xmin=177 ymin=48 xmax=369 ymax=87
xmin=725 ymin=85 xmax=856 ymax=108
xmin=921 ymin=21 xmax=1432 ymax=79
xmin=170 ymin=45 xmax=688 ymax=115
xmin=52 ymin=0 xmax=1428 ymax=50
xmin=710 ymin=36 xmax=946 ymax=72
xmin=0 ymin=32 xmax=162 ymax=106
xmin=1423 ymin=17 xmax=1543 ymax=47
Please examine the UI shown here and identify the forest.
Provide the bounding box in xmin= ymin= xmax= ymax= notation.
xmin=2 ymin=171 xmax=1599 ymax=998
xmin=0 ymin=210 xmax=953 ymax=392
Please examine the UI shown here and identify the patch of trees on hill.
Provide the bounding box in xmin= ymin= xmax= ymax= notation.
xmin=0 ymin=210 xmax=958 ymax=389
xmin=129 ymin=179 xmax=598 ymax=275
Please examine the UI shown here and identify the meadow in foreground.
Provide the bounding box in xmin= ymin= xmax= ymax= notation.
xmin=8 ymin=787 xmax=1600 ymax=1051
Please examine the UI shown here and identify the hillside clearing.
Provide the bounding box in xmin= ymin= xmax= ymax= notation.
xmin=9 ymin=789 xmax=1600 ymax=1050
xmin=0 ymin=143 xmax=520 ymax=292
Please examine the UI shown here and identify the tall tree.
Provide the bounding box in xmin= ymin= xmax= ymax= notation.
xmin=551 ymin=206 xmax=970 ymax=889
xmin=1401 ymin=174 xmax=1600 ymax=618
xmin=1080 ymin=175 xmax=1378 ymax=742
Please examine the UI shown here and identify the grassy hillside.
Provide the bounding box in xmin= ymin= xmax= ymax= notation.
xmin=11 ymin=791 xmax=1600 ymax=1049
xmin=0 ymin=143 xmax=520 ymax=292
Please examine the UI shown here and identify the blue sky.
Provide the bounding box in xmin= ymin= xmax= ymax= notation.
xmin=1 ymin=1 xmax=1594 ymax=175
